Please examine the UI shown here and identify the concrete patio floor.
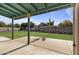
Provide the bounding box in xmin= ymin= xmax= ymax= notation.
xmin=0 ymin=36 xmax=73 ymax=55
xmin=0 ymin=36 xmax=10 ymax=42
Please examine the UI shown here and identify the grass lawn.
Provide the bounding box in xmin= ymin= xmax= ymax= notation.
xmin=0 ymin=31 xmax=72 ymax=40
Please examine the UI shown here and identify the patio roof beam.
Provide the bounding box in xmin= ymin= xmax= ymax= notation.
xmin=44 ymin=3 xmax=48 ymax=8
xmin=0 ymin=8 xmax=16 ymax=17
xmin=0 ymin=4 xmax=21 ymax=15
xmin=0 ymin=11 xmax=12 ymax=18
xmin=30 ymin=3 xmax=38 ymax=11
xmin=5 ymin=4 xmax=25 ymax=14
xmin=12 ymin=3 xmax=71 ymax=20
xmin=32 ymin=3 xmax=71 ymax=15
xmin=18 ymin=4 xmax=31 ymax=13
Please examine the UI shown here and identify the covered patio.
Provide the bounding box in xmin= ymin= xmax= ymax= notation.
xmin=0 ymin=3 xmax=78 ymax=55
xmin=0 ymin=36 xmax=72 ymax=55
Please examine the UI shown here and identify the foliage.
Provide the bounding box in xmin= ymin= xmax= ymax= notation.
xmin=38 ymin=22 xmax=47 ymax=27
xmin=30 ymin=21 xmax=35 ymax=27
xmin=20 ymin=21 xmax=35 ymax=30
xmin=47 ymin=18 xmax=54 ymax=27
xmin=58 ymin=20 xmax=72 ymax=27
xmin=14 ymin=24 xmax=20 ymax=28
xmin=38 ymin=18 xmax=54 ymax=27
xmin=0 ymin=21 xmax=6 ymax=27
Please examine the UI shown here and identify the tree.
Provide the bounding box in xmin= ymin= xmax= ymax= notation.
xmin=58 ymin=22 xmax=63 ymax=27
xmin=46 ymin=18 xmax=54 ymax=33
xmin=20 ymin=21 xmax=35 ymax=31
xmin=0 ymin=21 xmax=6 ymax=27
xmin=38 ymin=22 xmax=47 ymax=27
xmin=30 ymin=21 xmax=35 ymax=28
xmin=58 ymin=20 xmax=72 ymax=27
xmin=20 ymin=23 xmax=28 ymax=29
xmin=6 ymin=23 xmax=12 ymax=27
xmin=38 ymin=18 xmax=54 ymax=27
xmin=47 ymin=18 xmax=54 ymax=27
xmin=14 ymin=24 xmax=20 ymax=28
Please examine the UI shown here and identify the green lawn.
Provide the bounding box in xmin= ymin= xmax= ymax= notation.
xmin=0 ymin=31 xmax=72 ymax=40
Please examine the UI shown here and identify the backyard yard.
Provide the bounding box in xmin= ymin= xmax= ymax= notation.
xmin=0 ymin=31 xmax=72 ymax=40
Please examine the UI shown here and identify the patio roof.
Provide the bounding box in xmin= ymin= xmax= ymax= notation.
xmin=0 ymin=3 xmax=72 ymax=20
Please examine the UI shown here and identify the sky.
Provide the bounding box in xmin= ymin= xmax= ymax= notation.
xmin=0 ymin=7 xmax=73 ymax=26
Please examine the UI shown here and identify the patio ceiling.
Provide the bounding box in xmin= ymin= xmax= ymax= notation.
xmin=0 ymin=3 xmax=72 ymax=20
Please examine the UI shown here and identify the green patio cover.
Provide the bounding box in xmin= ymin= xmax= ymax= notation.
xmin=0 ymin=3 xmax=71 ymax=19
